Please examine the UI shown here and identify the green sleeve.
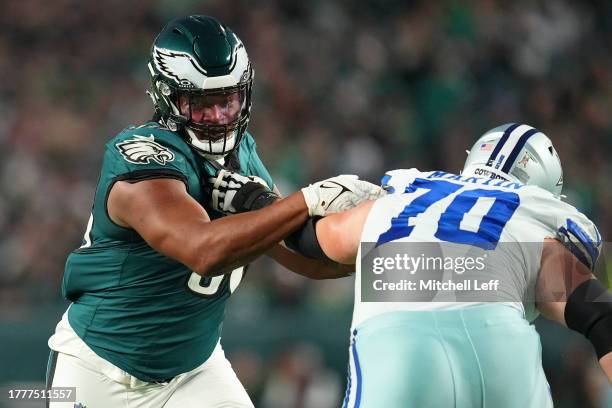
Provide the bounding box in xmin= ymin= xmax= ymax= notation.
xmin=107 ymin=125 xmax=200 ymax=182
xmin=92 ymin=124 xmax=204 ymax=239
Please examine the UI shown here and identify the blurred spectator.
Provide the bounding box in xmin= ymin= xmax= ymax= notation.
xmin=261 ymin=343 xmax=342 ymax=408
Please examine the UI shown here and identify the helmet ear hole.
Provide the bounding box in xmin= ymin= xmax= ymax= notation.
xmin=548 ymin=146 xmax=554 ymax=155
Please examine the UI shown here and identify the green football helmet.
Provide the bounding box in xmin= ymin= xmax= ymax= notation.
xmin=147 ymin=15 xmax=253 ymax=158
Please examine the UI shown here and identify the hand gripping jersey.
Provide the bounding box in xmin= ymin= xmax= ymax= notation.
xmin=353 ymin=168 xmax=600 ymax=328
xmin=57 ymin=122 xmax=273 ymax=382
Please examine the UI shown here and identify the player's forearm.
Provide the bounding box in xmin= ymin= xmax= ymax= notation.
xmin=316 ymin=200 xmax=374 ymax=264
xmin=600 ymin=352 xmax=612 ymax=383
xmin=192 ymin=193 xmax=309 ymax=276
xmin=267 ymin=243 xmax=354 ymax=280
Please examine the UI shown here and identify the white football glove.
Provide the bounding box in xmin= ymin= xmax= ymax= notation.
xmin=208 ymin=169 xmax=272 ymax=214
xmin=301 ymin=175 xmax=386 ymax=217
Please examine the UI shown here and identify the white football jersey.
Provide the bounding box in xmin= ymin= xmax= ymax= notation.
xmin=353 ymin=168 xmax=600 ymax=328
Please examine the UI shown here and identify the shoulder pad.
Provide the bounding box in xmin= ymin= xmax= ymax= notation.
xmin=380 ymin=168 xmax=422 ymax=194
xmin=557 ymin=214 xmax=602 ymax=271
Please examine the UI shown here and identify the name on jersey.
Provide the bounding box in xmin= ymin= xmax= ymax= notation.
xmin=426 ymin=170 xmax=525 ymax=190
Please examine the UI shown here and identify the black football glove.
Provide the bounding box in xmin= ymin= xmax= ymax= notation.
xmin=208 ymin=169 xmax=279 ymax=214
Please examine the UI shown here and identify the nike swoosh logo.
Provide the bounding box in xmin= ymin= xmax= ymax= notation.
xmin=320 ymin=181 xmax=352 ymax=207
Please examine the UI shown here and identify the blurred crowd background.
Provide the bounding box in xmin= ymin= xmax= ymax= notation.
xmin=1 ymin=0 xmax=612 ymax=407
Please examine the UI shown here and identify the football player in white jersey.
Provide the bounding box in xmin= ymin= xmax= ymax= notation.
xmin=283 ymin=123 xmax=610 ymax=407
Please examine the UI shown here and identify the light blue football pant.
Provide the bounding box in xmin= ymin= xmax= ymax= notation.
xmin=342 ymin=304 xmax=553 ymax=408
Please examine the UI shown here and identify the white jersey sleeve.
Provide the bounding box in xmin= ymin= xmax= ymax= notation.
xmin=380 ymin=168 xmax=422 ymax=194
xmin=509 ymin=186 xmax=602 ymax=269
xmin=501 ymin=185 xmax=601 ymax=320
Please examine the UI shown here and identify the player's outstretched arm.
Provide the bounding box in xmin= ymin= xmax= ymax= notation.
xmin=266 ymin=243 xmax=354 ymax=279
xmin=265 ymin=185 xmax=354 ymax=280
xmin=207 ymin=170 xmax=384 ymax=278
xmin=108 ymin=174 xmax=381 ymax=277
xmin=108 ymin=178 xmax=309 ymax=277
xmin=314 ymin=200 xmax=376 ymax=264
xmin=281 ymin=200 xmax=374 ymax=266
xmin=536 ymin=238 xmax=612 ymax=382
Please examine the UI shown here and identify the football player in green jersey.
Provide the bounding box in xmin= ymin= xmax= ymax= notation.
xmin=46 ymin=15 xmax=384 ymax=408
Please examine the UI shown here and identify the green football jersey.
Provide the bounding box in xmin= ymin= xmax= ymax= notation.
xmin=62 ymin=122 xmax=273 ymax=382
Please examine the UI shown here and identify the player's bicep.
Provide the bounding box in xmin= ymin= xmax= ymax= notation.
xmin=108 ymin=178 xmax=211 ymax=264
xmin=316 ymin=200 xmax=375 ymax=264
xmin=536 ymin=238 xmax=594 ymax=325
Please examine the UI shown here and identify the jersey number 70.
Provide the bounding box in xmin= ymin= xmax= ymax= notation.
xmin=377 ymin=178 xmax=520 ymax=249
